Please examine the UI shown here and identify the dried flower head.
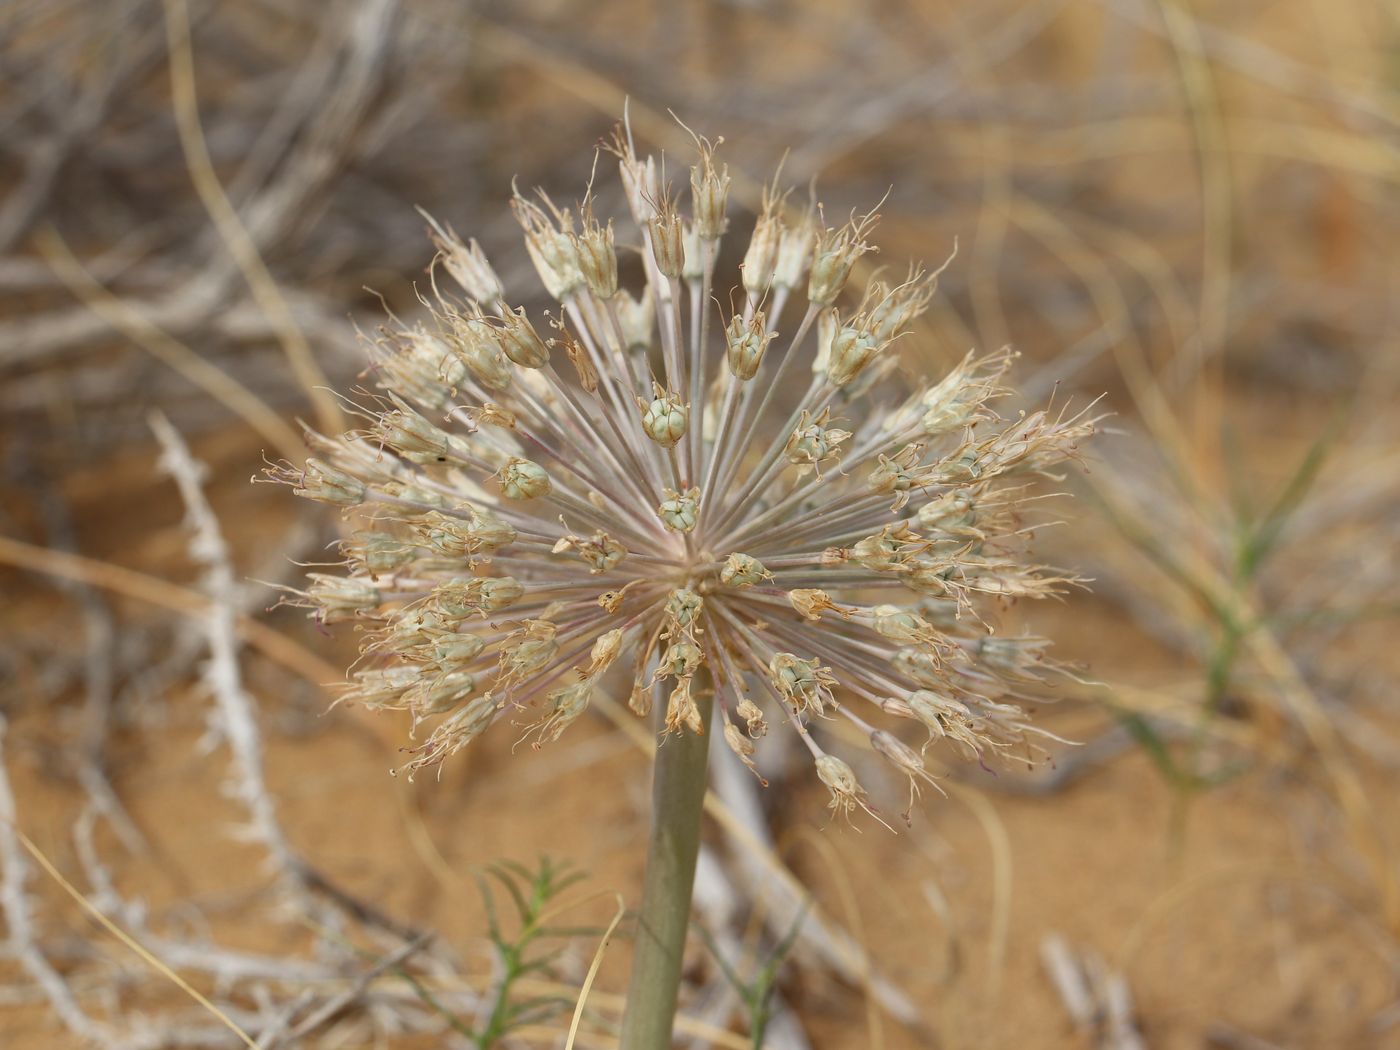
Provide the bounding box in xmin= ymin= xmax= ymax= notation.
xmin=270 ymin=118 xmax=1096 ymax=811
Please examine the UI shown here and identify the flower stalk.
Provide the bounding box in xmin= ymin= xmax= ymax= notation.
xmin=620 ymin=680 xmax=713 ymax=1050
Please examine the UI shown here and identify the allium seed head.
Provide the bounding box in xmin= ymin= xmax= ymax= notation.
xmin=273 ymin=117 xmax=1096 ymax=801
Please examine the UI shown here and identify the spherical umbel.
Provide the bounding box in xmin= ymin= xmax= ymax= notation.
xmin=269 ymin=114 xmax=1096 ymax=818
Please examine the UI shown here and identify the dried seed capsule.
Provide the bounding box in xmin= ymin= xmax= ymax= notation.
xmin=433 ymin=576 xmax=524 ymax=618
xmin=894 ymin=648 xmax=944 ymax=689
xmin=377 ymin=398 xmax=464 ymax=462
xmin=616 ymin=140 xmax=661 ymax=224
xmin=345 ymin=531 xmax=415 ymax=576
xmin=825 ymin=325 xmax=884 ymax=386
xmin=785 ymin=409 xmax=852 ymax=474
xmin=629 ymin=678 xmax=653 ymax=717
xmin=496 ymin=308 xmax=551 ymax=368
xmin=499 ymin=622 xmax=559 ymax=683
xmin=412 ymin=669 xmax=480 ymax=715
xmin=918 ymin=490 xmax=977 ymax=533
xmin=742 ymin=212 xmax=782 ymax=298
xmin=807 ymin=206 xmax=880 ymax=306
xmin=428 ymin=632 xmax=487 ymax=666
xmin=536 ymin=680 xmax=592 ymax=743
xmin=725 ymin=312 xmax=776 ymax=380
xmin=773 ymin=212 xmax=816 ymax=291
xmin=382 ymin=481 xmax=448 ymax=509
xmin=377 ymin=328 xmax=464 ymax=410
xmin=657 ymin=488 xmax=700 ymax=533
xmin=736 ymin=698 xmax=768 ymax=737
xmin=867 ymin=268 xmax=937 ymax=342
xmin=340 ymin=665 xmax=422 ymax=710
xmin=977 ymin=635 xmax=1050 ymax=677
xmin=307 ymin=574 xmax=380 ymax=623
xmin=690 ymin=143 xmax=730 ymax=241
xmin=498 ymin=457 xmax=551 ymax=500
xmin=867 ymin=444 xmax=923 ymax=509
xmin=552 ymin=530 xmax=627 ymax=574
xmin=815 ymin=754 xmax=874 ymax=822
xmin=666 ymin=588 xmax=704 ymax=628
xmin=470 ymin=509 xmax=517 ymax=551
xmin=788 ymin=588 xmax=842 ymax=621
xmin=294 ymin=459 xmax=367 ymax=506
xmin=869 ymin=605 xmax=939 ymax=647
xmin=387 ymin=608 xmax=451 ymax=648
xmin=425 ymin=215 xmax=504 ymax=303
xmin=720 ymin=553 xmax=771 ymax=587
xmin=574 ymin=212 xmax=619 ymax=300
xmin=768 ymin=653 xmax=836 ymax=715
xmin=513 ymin=193 xmax=584 ymax=299
xmin=452 ymin=320 xmax=514 ymax=392
xmin=808 ymin=244 xmax=855 ymax=307
xmin=648 ymin=209 xmax=686 ymax=279
xmin=415 ymin=513 xmax=478 ymax=558
xmin=870 ymin=728 xmax=942 ymax=812
xmin=659 ymin=640 xmax=703 ymax=679
xmin=641 ymin=392 xmax=688 ymax=447
xmin=665 ymin=677 xmax=704 ymax=735
xmin=414 ymin=694 xmax=499 ymax=766
xmin=906 ymin=690 xmax=975 ymax=749
xmin=586 ymin=628 xmax=625 ymax=676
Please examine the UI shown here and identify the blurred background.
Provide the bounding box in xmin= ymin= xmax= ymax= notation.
xmin=2 ymin=0 xmax=1399 ymax=1047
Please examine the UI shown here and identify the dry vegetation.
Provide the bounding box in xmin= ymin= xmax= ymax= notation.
xmin=2 ymin=0 xmax=1399 ymax=1048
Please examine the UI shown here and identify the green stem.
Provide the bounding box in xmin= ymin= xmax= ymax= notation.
xmin=619 ymin=687 xmax=714 ymax=1050
xmin=476 ymin=942 xmax=522 ymax=1049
